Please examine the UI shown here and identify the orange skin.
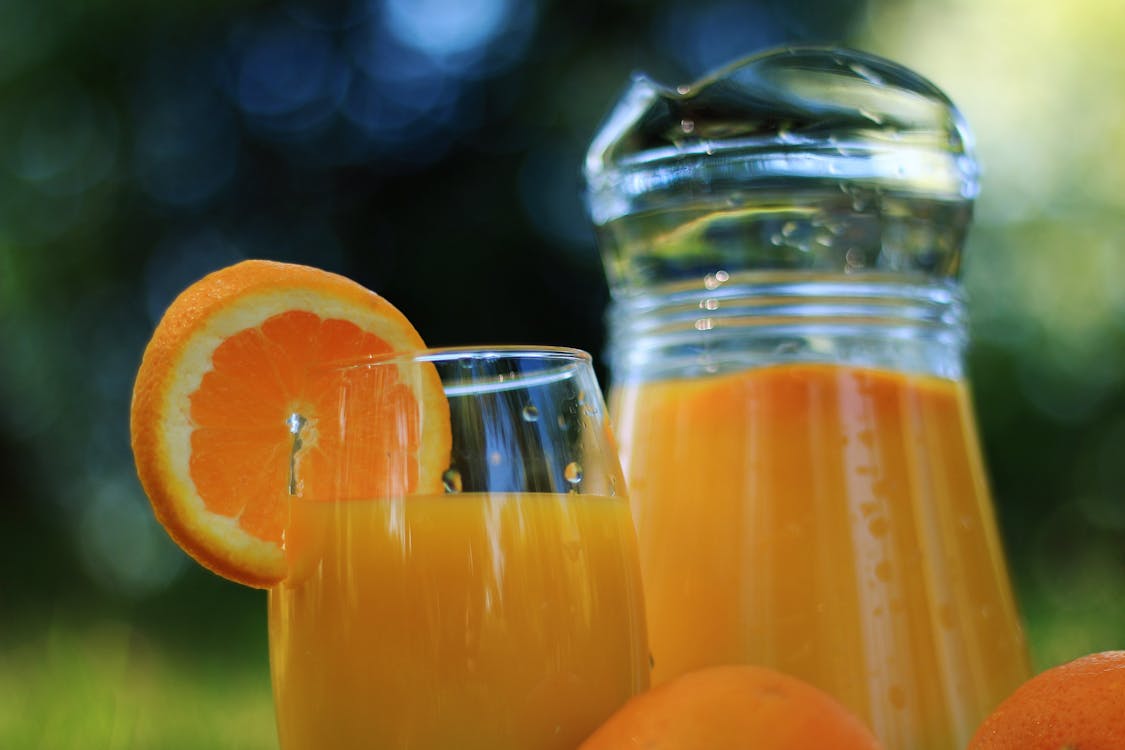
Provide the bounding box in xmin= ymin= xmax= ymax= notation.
xmin=130 ymin=260 xmax=444 ymax=587
xmin=968 ymin=651 xmax=1125 ymax=750
xmin=578 ymin=664 xmax=883 ymax=750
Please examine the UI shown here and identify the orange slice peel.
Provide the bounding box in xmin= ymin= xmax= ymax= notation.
xmin=130 ymin=259 xmax=450 ymax=587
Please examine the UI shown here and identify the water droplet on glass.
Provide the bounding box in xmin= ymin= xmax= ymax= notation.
xmin=694 ymin=318 xmax=714 ymax=331
xmin=680 ymin=118 xmax=695 ymax=134
xmin=849 ymin=63 xmax=885 ymax=86
xmin=774 ymin=340 xmax=801 ymax=356
xmin=700 ymin=298 xmax=719 ymax=311
xmin=781 ymin=221 xmax=798 ymax=238
xmin=287 ymin=413 xmax=310 ymax=495
xmin=770 ymin=232 xmax=784 ymax=246
xmin=442 ymin=468 xmax=463 ymax=493
xmin=488 ymin=451 xmax=503 ymax=467
xmin=521 ymin=404 xmax=540 ymax=422
xmin=858 ymin=107 xmax=885 ymax=125
xmin=556 ymin=415 xmax=568 ymax=430
xmin=874 ymin=560 xmax=893 ymax=582
xmin=703 ymin=269 xmax=729 ymax=290
xmin=777 ymin=121 xmax=800 ymax=144
xmin=564 ymin=462 xmax=583 ymax=484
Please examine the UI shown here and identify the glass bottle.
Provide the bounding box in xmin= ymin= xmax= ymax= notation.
xmin=584 ymin=46 xmax=1030 ymax=750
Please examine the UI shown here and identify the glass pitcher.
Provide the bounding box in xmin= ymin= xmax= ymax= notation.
xmin=584 ymin=47 xmax=1030 ymax=750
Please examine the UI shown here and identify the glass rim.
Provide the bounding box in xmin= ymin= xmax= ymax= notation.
xmin=316 ymin=344 xmax=593 ymax=373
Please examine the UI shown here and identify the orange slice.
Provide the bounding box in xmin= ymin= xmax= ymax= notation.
xmin=130 ymin=259 xmax=450 ymax=587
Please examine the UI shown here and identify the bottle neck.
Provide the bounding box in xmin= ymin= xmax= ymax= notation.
xmin=606 ymin=272 xmax=967 ymax=383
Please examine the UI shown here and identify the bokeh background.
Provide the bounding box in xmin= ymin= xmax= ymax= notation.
xmin=1 ymin=0 xmax=1121 ymax=746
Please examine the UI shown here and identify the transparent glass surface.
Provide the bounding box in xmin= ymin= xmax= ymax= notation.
xmin=586 ymin=47 xmax=1030 ymax=750
xmin=586 ymin=44 xmax=977 ymax=291
xmin=268 ymin=347 xmax=649 ymax=750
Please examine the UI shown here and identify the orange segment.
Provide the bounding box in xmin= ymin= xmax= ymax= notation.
xmin=130 ymin=260 xmax=450 ymax=587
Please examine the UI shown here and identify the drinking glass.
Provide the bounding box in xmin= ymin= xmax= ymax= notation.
xmin=268 ymin=347 xmax=649 ymax=750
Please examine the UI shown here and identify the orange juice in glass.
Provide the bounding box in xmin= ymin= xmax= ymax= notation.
xmin=585 ymin=47 xmax=1030 ymax=749
xmin=269 ymin=348 xmax=649 ymax=750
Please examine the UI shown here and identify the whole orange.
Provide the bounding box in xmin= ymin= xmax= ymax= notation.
xmin=578 ymin=664 xmax=882 ymax=750
xmin=968 ymin=650 xmax=1125 ymax=750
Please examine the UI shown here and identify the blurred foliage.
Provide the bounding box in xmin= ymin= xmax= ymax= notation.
xmin=0 ymin=0 xmax=1121 ymax=746
xmin=0 ymin=618 xmax=273 ymax=749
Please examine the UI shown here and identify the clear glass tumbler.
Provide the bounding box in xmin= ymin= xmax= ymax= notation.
xmin=268 ymin=347 xmax=649 ymax=750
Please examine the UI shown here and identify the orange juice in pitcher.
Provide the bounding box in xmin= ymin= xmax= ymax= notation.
xmin=584 ymin=47 xmax=1030 ymax=750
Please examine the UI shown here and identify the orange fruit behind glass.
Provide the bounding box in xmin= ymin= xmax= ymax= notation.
xmin=968 ymin=650 xmax=1125 ymax=750
xmin=579 ymin=663 xmax=883 ymax=750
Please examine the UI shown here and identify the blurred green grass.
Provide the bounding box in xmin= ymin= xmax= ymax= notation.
xmin=1 ymin=573 xmax=1122 ymax=749
xmin=0 ymin=612 xmax=275 ymax=749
